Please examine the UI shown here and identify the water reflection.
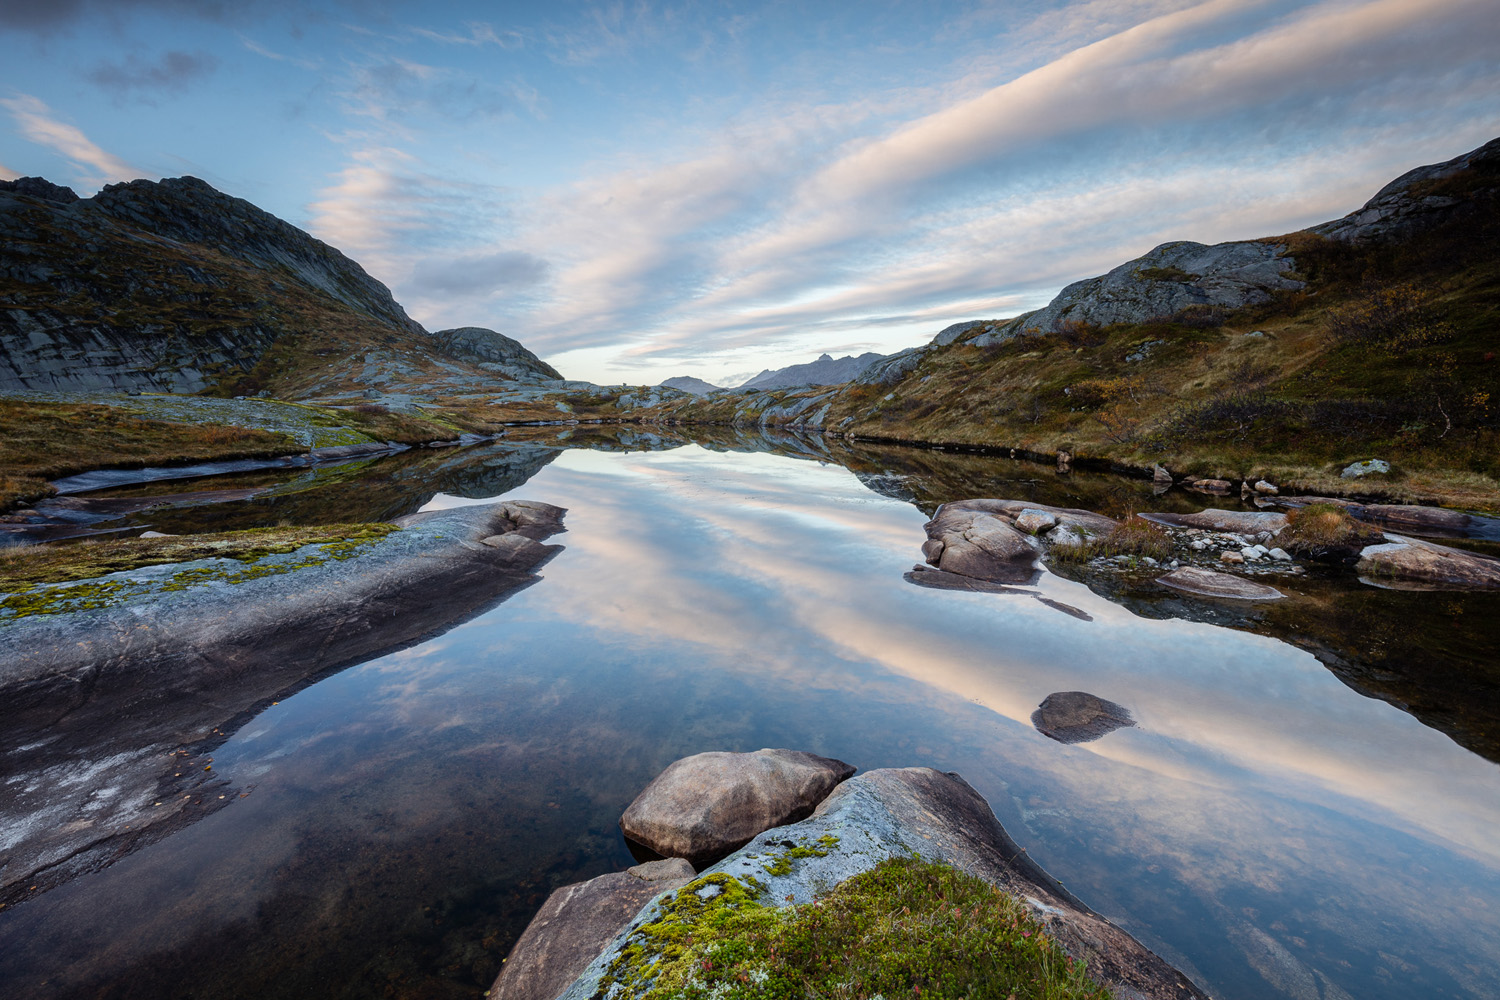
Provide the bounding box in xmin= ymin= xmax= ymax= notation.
xmin=0 ymin=437 xmax=1497 ymax=1000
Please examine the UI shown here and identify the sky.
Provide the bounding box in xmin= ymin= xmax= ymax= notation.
xmin=2 ymin=0 xmax=1498 ymax=386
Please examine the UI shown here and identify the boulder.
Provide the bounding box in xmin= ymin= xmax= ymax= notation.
xmin=937 ymin=498 xmax=1117 ymax=536
xmin=619 ymin=749 xmax=856 ymax=867
xmin=1140 ymin=509 xmax=1287 ymax=533
xmin=1358 ymin=504 xmax=1473 ymax=535
xmin=1187 ymin=478 xmax=1233 ymax=495
xmin=490 ymin=858 xmax=695 ymax=1000
xmin=1157 ymin=566 xmax=1284 ymax=600
xmin=1151 ymin=464 xmax=1173 ymax=487
xmin=563 ymin=768 xmax=1209 ymax=1000
xmin=1014 ymin=508 xmax=1058 ymax=535
xmin=1356 ymin=536 xmax=1500 ymax=590
xmin=1341 ymin=459 xmax=1390 ymax=478
xmin=924 ymin=508 xmax=1037 ymax=580
xmin=1031 ymin=691 xmax=1136 ymax=744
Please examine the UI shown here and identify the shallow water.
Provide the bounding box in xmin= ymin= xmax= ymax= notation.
xmin=1 ymin=436 xmax=1498 ymax=1000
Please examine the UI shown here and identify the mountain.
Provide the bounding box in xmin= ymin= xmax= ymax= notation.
xmin=0 ymin=175 xmax=560 ymax=398
xmin=657 ymin=136 xmax=1500 ymax=505
xmin=660 ymin=376 xmax=722 ymax=395
xmin=738 ymin=352 xmax=887 ymax=390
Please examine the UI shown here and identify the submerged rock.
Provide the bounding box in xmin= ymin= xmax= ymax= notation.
xmin=1157 ymin=566 xmax=1285 ymax=600
xmin=490 ymin=859 xmax=695 ymax=1000
xmin=619 ymin=748 xmax=855 ymax=867
xmin=1031 ymin=691 xmax=1136 ymax=744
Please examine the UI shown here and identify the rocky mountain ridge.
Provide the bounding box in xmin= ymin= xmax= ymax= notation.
xmin=739 ymin=351 xmax=887 ymax=390
xmin=0 ymin=175 xmax=560 ymax=397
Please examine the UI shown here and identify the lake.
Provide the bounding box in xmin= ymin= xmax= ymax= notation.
xmin=1 ymin=430 xmax=1497 ymax=1000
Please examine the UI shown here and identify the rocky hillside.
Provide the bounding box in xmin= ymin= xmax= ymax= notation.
xmin=738 ymin=351 xmax=887 ymax=389
xmin=648 ymin=136 xmax=1500 ymax=507
xmin=659 ymin=375 xmax=721 ymax=395
xmin=0 ymin=176 xmax=560 ymax=398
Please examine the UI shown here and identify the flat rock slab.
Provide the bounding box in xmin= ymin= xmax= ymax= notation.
xmin=1032 ymin=691 xmax=1136 ymax=744
xmin=0 ymin=501 xmax=565 ymax=906
xmin=619 ymin=748 xmax=855 ymax=867
xmin=1141 ymin=509 xmax=1287 ymax=533
xmin=490 ymin=859 xmax=694 ymax=1000
xmin=1357 ymin=536 xmax=1500 ymax=590
xmin=1156 ymin=566 xmax=1285 ymax=600
xmin=563 ymin=768 xmax=1209 ymax=1000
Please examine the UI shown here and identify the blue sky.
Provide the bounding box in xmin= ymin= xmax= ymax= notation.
xmin=2 ymin=0 xmax=1498 ymax=385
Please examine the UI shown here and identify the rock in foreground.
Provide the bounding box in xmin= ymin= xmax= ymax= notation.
xmin=490 ymin=859 xmax=695 ymax=1000
xmin=560 ymin=767 xmax=1208 ymax=1000
xmin=619 ymin=748 xmax=855 ymax=867
xmin=1357 ymin=535 xmax=1500 ymax=590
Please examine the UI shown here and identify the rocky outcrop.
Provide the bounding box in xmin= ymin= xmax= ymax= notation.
xmin=1141 ymin=509 xmax=1287 ymax=534
xmin=490 ymin=859 xmax=695 ymax=1000
xmin=921 ymin=504 xmax=1037 ymax=581
xmin=619 ymin=748 xmax=855 ymax=867
xmin=0 ymin=175 xmax=560 ymax=396
xmin=658 ymin=375 xmax=721 ymax=395
xmin=0 ymin=500 xmax=565 ymax=906
xmin=429 ymin=326 xmax=562 ymax=380
xmin=971 ymin=239 xmax=1304 ymax=345
xmin=1356 ymin=535 xmax=1500 ymax=590
xmin=1156 ymin=565 xmax=1285 ymax=600
xmin=553 ymin=766 xmax=1209 ymax=1000
xmin=1314 ymin=136 xmax=1500 ymax=243
xmin=739 ymin=352 xmax=887 ymax=390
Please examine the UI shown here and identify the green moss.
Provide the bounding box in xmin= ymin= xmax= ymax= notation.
xmin=759 ymin=834 xmax=839 ymax=876
xmin=0 ymin=523 xmax=398 ymax=624
xmin=595 ymin=857 xmax=1109 ymax=1000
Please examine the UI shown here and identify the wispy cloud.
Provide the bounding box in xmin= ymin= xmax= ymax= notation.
xmin=433 ymin=0 xmax=1498 ymax=378
xmin=410 ymin=21 xmax=522 ymax=49
xmin=239 ymin=34 xmax=320 ymax=71
xmin=0 ymin=162 xmax=17 ymax=180
xmin=0 ymin=93 xmax=141 ymax=188
xmin=87 ymin=50 xmax=219 ymax=101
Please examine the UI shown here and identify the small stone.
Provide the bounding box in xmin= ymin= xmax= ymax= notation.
xmin=1190 ymin=539 xmax=1207 ymax=551
xmin=1254 ymin=480 xmax=1279 ymax=495
xmin=1239 ymin=547 xmax=1261 ymax=561
xmin=1141 ymin=556 xmax=1158 ymax=567
xmin=1221 ymin=551 xmax=1245 ymax=564
xmin=1269 ymin=548 xmax=1292 ymax=561
xmin=1015 ymin=509 xmax=1058 ymax=535
xmin=139 ymin=530 xmax=174 ymax=538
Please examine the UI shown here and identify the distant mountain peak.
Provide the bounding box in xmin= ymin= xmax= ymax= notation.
xmin=737 ymin=351 xmax=887 ymax=390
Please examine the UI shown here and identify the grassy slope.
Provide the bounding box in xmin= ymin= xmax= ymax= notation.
xmin=0 ymin=196 xmax=509 ymax=401
xmin=783 ymin=184 xmax=1500 ymax=510
xmin=0 ymin=396 xmax=502 ymax=511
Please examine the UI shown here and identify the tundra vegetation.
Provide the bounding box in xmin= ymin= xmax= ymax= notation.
xmin=598 ymin=857 xmax=1109 ymax=1000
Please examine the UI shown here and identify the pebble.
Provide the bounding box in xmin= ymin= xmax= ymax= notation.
xmin=1221 ymin=551 xmax=1245 ymax=564
xmin=1269 ymin=548 xmax=1292 ymax=561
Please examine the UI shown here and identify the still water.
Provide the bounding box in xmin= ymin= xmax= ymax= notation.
xmin=1 ymin=435 xmax=1497 ymax=1000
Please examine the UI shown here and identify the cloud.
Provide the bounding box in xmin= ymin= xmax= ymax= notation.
xmin=0 ymin=162 xmax=17 ymax=181
xmin=239 ymin=35 xmax=320 ymax=71
xmin=342 ymin=57 xmax=512 ymax=123
xmin=407 ymin=251 xmax=549 ymax=297
xmin=87 ymin=50 xmax=219 ymax=99
xmin=410 ymin=21 xmax=522 ymax=49
xmin=0 ymin=0 xmax=251 ymax=33
xmin=479 ymin=0 xmax=1500 ymax=377
xmin=0 ymin=93 xmax=140 ymax=187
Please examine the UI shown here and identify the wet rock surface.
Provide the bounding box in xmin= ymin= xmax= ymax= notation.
xmin=1157 ymin=566 xmax=1286 ymax=600
xmin=618 ymin=748 xmax=856 ymax=867
xmin=489 ymin=859 xmax=695 ymax=1000
xmin=1357 ymin=535 xmax=1500 ymax=590
xmin=557 ymin=766 xmax=1209 ymax=1000
xmin=0 ymin=500 xmax=566 ymax=905
xmin=1032 ymin=691 xmax=1137 ymax=743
